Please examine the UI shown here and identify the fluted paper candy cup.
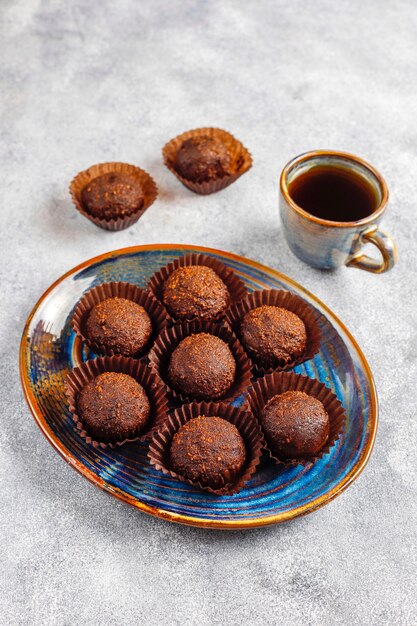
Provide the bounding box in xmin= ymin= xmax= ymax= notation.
xmin=65 ymin=355 xmax=169 ymax=449
xmin=162 ymin=127 xmax=252 ymax=195
xmin=147 ymin=319 xmax=253 ymax=404
xmin=71 ymin=281 xmax=167 ymax=359
xmin=225 ymin=289 xmax=321 ymax=375
xmin=148 ymin=401 xmax=264 ymax=495
xmin=69 ymin=161 xmax=158 ymax=231
xmin=245 ymin=371 xmax=346 ymax=467
xmin=147 ymin=252 xmax=248 ymax=324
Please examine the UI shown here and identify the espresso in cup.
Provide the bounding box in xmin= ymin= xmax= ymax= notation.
xmin=287 ymin=164 xmax=379 ymax=223
xmin=279 ymin=151 xmax=397 ymax=273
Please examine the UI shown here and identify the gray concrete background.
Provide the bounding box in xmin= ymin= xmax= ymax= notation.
xmin=1 ymin=1 xmax=416 ymax=625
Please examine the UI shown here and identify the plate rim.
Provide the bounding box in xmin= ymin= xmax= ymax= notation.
xmin=19 ymin=243 xmax=378 ymax=529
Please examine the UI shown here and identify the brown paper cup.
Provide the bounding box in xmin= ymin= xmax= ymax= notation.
xmin=65 ymin=355 xmax=169 ymax=449
xmin=71 ymin=281 xmax=167 ymax=359
xmin=147 ymin=252 xmax=248 ymax=324
xmin=147 ymin=320 xmax=253 ymax=404
xmin=162 ymin=127 xmax=252 ymax=195
xmin=148 ymin=401 xmax=264 ymax=495
xmin=245 ymin=371 xmax=346 ymax=467
xmin=225 ymin=289 xmax=321 ymax=375
xmin=69 ymin=162 xmax=158 ymax=231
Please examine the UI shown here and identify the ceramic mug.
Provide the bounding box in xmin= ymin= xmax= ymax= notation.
xmin=279 ymin=150 xmax=397 ymax=273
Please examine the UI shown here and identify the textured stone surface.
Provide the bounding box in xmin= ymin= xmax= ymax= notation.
xmin=1 ymin=1 xmax=416 ymax=625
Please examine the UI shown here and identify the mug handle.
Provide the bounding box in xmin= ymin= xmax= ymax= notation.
xmin=346 ymin=227 xmax=397 ymax=273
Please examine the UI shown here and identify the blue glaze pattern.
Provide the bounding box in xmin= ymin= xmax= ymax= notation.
xmin=20 ymin=245 xmax=377 ymax=527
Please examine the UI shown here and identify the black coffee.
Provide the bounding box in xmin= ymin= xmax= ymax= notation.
xmin=288 ymin=165 xmax=379 ymax=222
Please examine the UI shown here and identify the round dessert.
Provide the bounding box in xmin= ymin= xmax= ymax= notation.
xmin=85 ymin=297 xmax=152 ymax=356
xmin=169 ymin=415 xmax=246 ymax=489
xmin=77 ymin=371 xmax=150 ymax=443
xmin=240 ymin=305 xmax=307 ymax=369
xmin=174 ymin=135 xmax=232 ymax=183
xmin=167 ymin=333 xmax=236 ymax=400
xmin=81 ymin=172 xmax=144 ymax=220
xmin=260 ymin=390 xmax=329 ymax=459
xmin=163 ymin=265 xmax=230 ymax=320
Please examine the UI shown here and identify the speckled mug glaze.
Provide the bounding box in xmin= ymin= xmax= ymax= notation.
xmin=280 ymin=150 xmax=397 ymax=273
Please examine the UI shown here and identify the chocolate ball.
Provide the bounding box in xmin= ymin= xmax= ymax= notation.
xmin=77 ymin=372 xmax=150 ymax=443
xmin=163 ymin=265 xmax=230 ymax=320
xmin=81 ymin=172 xmax=144 ymax=220
xmin=240 ymin=305 xmax=307 ymax=369
xmin=260 ymin=391 xmax=329 ymax=459
xmin=169 ymin=415 xmax=246 ymax=489
xmin=174 ymin=136 xmax=232 ymax=183
xmin=167 ymin=333 xmax=236 ymax=400
xmin=85 ymin=297 xmax=152 ymax=356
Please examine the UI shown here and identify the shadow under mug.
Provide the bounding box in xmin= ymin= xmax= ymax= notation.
xmin=279 ymin=150 xmax=397 ymax=273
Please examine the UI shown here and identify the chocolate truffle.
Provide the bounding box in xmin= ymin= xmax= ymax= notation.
xmin=169 ymin=415 xmax=246 ymax=489
xmin=81 ymin=172 xmax=144 ymax=220
xmin=240 ymin=305 xmax=307 ymax=368
xmin=174 ymin=135 xmax=232 ymax=183
xmin=163 ymin=265 xmax=230 ymax=320
xmin=260 ymin=390 xmax=329 ymax=459
xmin=77 ymin=371 xmax=150 ymax=443
xmin=85 ymin=297 xmax=152 ymax=356
xmin=167 ymin=333 xmax=236 ymax=400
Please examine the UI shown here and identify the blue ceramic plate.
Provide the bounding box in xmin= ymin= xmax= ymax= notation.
xmin=20 ymin=244 xmax=377 ymax=528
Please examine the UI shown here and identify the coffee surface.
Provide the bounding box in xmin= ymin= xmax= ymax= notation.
xmin=288 ymin=165 xmax=379 ymax=222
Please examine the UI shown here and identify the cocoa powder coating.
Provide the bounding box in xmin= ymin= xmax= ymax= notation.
xmin=81 ymin=172 xmax=144 ymax=220
xmin=240 ymin=305 xmax=307 ymax=368
xmin=169 ymin=415 xmax=246 ymax=489
xmin=173 ymin=135 xmax=232 ymax=183
xmin=167 ymin=332 xmax=236 ymax=400
xmin=260 ymin=390 xmax=329 ymax=459
xmin=85 ymin=297 xmax=152 ymax=356
xmin=163 ymin=265 xmax=230 ymax=320
xmin=77 ymin=371 xmax=150 ymax=443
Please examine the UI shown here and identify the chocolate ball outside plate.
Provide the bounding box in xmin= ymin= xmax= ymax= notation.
xmin=260 ymin=390 xmax=329 ymax=459
xmin=85 ymin=297 xmax=152 ymax=356
xmin=167 ymin=333 xmax=236 ymax=400
xmin=174 ymin=136 xmax=232 ymax=183
xmin=240 ymin=305 xmax=307 ymax=369
xmin=77 ymin=372 xmax=150 ymax=443
xmin=163 ymin=265 xmax=230 ymax=320
xmin=81 ymin=172 xmax=144 ymax=220
xmin=169 ymin=415 xmax=246 ymax=489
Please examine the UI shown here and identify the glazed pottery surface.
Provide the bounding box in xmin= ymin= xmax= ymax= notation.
xmin=20 ymin=244 xmax=378 ymax=528
xmin=280 ymin=150 xmax=397 ymax=273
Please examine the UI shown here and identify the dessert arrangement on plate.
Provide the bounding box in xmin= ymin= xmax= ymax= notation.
xmin=19 ymin=127 xmax=379 ymax=527
xmin=66 ymin=250 xmax=345 ymax=496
